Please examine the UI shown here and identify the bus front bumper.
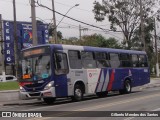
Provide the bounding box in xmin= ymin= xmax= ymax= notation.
xmin=19 ymin=87 xmax=56 ymax=100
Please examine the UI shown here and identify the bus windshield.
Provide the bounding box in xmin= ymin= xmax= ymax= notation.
xmin=22 ymin=55 xmax=51 ymax=81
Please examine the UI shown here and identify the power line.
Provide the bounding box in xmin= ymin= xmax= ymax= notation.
xmin=57 ymin=25 xmax=124 ymax=40
xmin=36 ymin=1 xmax=124 ymax=40
xmin=47 ymin=0 xmax=92 ymax=13
xmin=36 ymin=1 xmax=123 ymax=33
xmin=0 ymin=0 xmax=30 ymax=6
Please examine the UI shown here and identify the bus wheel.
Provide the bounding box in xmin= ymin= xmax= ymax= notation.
xmin=119 ymin=80 xmax=132 ymax=94
xmin=43 ymin=97 xmax=55 ymax=104
xmin=72 ymin=84 xmax=83 ymax=101
xmin=96 ymin=91 xmax=108 ymax=98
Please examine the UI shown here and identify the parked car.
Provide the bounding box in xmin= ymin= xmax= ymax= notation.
xmin=0 ymin=75 xmax=17 ymax=82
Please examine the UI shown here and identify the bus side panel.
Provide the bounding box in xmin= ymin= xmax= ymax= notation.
xmin=139 ymin=68 xmax=150 ymax=85
xmin=100 ymin=68 xmax=110 ymax=92
xmin=67 ymin=69 xmax=87 ymax=96
xmin=86 ymin=69 xmax=101 ymax=94
xmin=111 ymin=69 xmax=131 ymax=90
xmin=54 ymin=74 xmax=68 ymax=97
xmin=131 ymin=68 xmax=140 ymax=87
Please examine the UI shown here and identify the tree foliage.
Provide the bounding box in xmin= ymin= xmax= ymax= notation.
xmin=76 ymin=34 xmax=122 ymax=49
xmin=61 ymin=34 xmax=122 ymax=49
xmin=81 ymin=34 xmax=122 ymax=48
xmin=93 ymin=0 xmax=160 ymax=49
xmin=48 ymin=27 xmax=63 ymax=40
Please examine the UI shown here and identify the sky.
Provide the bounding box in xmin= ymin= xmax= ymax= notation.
xmin=0 ymin=0 xmax=124 ymax=41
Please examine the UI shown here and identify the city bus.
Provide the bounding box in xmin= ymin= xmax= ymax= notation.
xmin=19 ymin=44 xmax=150 ymax=104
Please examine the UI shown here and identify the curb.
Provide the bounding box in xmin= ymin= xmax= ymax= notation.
xmin=140 ymin=83 xmax=160 ymax=90
xmin=0 ymin=90 xmax=19 ymax=93
xmin=150 ymin=78 xmax=160 ymax=80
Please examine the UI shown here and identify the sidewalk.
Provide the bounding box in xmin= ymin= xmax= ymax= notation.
xmin=140 ymin=78 xmax=160 ymax=90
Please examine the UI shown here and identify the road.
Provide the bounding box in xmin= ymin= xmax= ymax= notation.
xmin=0 ymin=82 xmax=160 ymax=120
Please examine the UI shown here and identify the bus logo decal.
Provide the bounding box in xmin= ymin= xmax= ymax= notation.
xmin=89 ymin=73 xmax=92 ymax=77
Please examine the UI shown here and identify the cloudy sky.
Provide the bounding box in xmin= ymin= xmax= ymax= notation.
xmin=0 ymin=0 xmax=123 ymax=40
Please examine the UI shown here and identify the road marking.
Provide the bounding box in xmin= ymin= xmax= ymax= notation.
xmin=123 ymin=117 xmax=135 ymax=120
xmin=152 ymin=107 xmax=160 ymax=111
xmin=26 ymin=93 xmax=160 ymax=120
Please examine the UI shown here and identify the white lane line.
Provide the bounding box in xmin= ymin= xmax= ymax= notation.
xmin=124 ymin=117 xmax=135 ymax=120
xmin=152 ymin=107 xmax=160 ymax=111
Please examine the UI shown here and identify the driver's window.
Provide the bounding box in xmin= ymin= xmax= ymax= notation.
xmin=54 ymin=52 xmax=69 ymax=75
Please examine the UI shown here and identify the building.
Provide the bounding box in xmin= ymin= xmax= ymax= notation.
xmin=0 ymin=20 xmax=49 ymax=75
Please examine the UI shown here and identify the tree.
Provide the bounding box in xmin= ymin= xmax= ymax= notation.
xmin=77 ymin=34 xmax=122 ymax=49
xmin=57 ymin=31 xmax=63 ymax=40
xmin=93 ymin=0 xmax=160 ymax=49
xmin=68 ymin=37 xmax=78 ymax=41
xmin=131 ymin=17 xmax=155 ymax=68
xmin=48 ymin=26 xmax=63 ymax=40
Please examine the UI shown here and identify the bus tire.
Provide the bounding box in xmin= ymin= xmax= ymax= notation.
xmin=119 ymin=80 xmax=132 ymax=94
xmin=43 ymin=97 xmax=55 ymax=104
xmin=72 ymin=84 xmax=83 ymax=101
xmin=96 ymin=91 xmax=108 ymax=98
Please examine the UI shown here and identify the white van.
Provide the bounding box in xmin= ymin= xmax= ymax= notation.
xmin=0 ymin=75 xmax=17 ymax=82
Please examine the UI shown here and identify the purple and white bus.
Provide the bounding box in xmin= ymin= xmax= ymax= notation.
xmin=19 ymin=44 xmax=150 ymax=104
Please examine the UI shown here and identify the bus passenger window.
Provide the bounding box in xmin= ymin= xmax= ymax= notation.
xmin=131 ymin=55 xmax=139 ymax=67
xmin=139 ymin=55 xmax=148 ymax=67
xmin=119 ymin=53 xmax=131 ymax=67
xmin=81 ymin=52 xmax=97 ymax=68
xmin=68 ymin=51 xmax=82 ymax=69
xmin=109 ymin=53 xmax=120 ymax=68
xmin=54 ymin=53 xmax=69 ymax=75
xmin=95 ymin=52 xmax=110 ymax=68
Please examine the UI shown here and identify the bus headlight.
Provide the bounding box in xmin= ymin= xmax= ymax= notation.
xmin=44 ymin=81 xmax=54 ymax=90
xmin=19 ymin=86 xmax=26 ymax=92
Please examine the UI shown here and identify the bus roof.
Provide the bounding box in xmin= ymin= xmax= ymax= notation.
xmin=22 ymin=44 xmax=146 ymax=55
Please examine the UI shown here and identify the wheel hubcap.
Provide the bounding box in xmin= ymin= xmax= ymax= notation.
xmin=75 ymin=89 xmax=82 ymax=97
xmin=126 ymin=82 xmax=130 ymax=92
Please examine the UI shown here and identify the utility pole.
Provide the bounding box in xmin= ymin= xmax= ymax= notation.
xmin=79 ymin=25 xmax=82 ymax=41
xmin=52 ymin=0 xmax=58 ymax=44
xmin=31 ymin=0 xmax=37 ymax=46
xmin=79 ymin=25 xmax=88 ymax=41
xmin=154 ymin=18 xmax=159 ymax=77
xmin=140 ymin=0 xmax=145 ymax=51
xmin=0 ymin=14 xmax=5 ymax=80
xmin=13 ymin=0 xmax=18 ymax=78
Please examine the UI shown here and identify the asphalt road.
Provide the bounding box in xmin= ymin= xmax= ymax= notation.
xmin=0 ymin=83 xmax=160 ymax=120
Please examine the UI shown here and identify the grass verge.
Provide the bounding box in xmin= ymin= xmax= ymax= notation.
xmin=0 ymin=81 xmax=19 ymax=91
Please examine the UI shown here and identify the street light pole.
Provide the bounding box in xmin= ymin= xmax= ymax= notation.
xmin=56 ymin=4 xmax=79 ymax=27
xmin=31 ymin=0 xmax=37 ymax=46
xmin=13 ymin=0 xmax=19 ymax=78
xmin=52 ymin=0 xmax=58 ymax=44
xmin=51 ymin=1 xmax=79 ymax=44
